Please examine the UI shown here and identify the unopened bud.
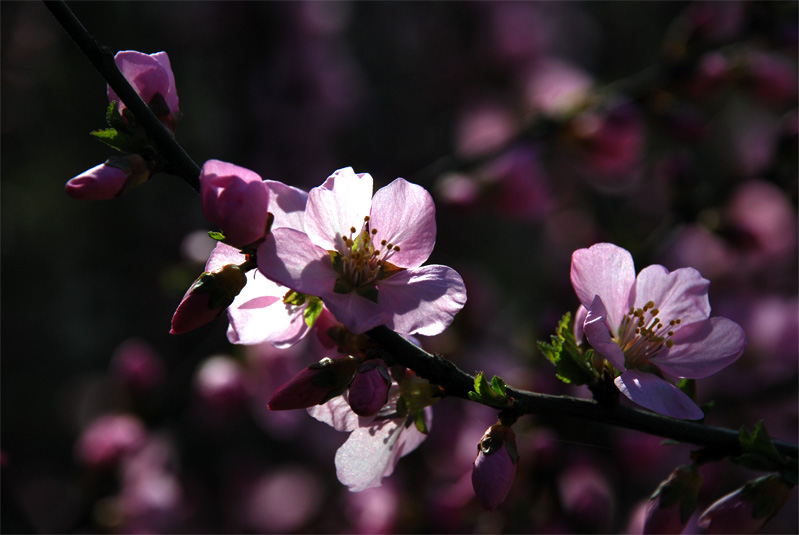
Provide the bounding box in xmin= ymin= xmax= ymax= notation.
xmin=170 ymin=263 xmax=247 ymax=335
xmin=643 ymin=465 xmax=702 ymax=534
xmin=697 ymin=474 xmax=793 ymax=534
xmin=348 ymin=359 xmax=391 ymax=416
xmin=268 ymin=356 xmax=359 ymax=411
xmin=200 ymin=159 xmax=270 ymax=248
xmin=65 ymin=154 xmax=151 ymax=200
xmin=471 ymin=423 xmax=518 ymax=510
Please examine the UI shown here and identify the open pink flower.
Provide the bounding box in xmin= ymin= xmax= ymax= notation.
xmin=308 ymin=386 xmax=431 ymax=492
xmin=570 ymin=243 xmax=745 ymax=419
xmin=108 ymin=51 xmax=180 ymax=126
xmin=258 ymin=167 xmax=467 ymax=335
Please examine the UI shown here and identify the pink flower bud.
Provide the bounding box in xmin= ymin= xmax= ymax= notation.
xmin=76 ymin=414 xmax=146 ymax=469
xmin=268 ymin=356 xmax=359 ymax=411
xmin=348 ymin=359 xmax=391 ymax=416
xmin=643 ymin=465 xmax=702 ymax=535
xmin=200 ymin=160 xmax=270 ymax=248
xmin=108 ymin=51 xmax=180 ymax=130
xmin=471 ymin=424 xmax=518 ymax=511
xmin=170 ymin=263 xmax=248 ymax=335
xmin=697 ymin=475 xmax=793 ymax=534
xmin=65 ymin=154 xmax=151 ymax=200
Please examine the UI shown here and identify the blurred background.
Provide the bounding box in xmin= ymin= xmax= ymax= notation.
xmin=2 ymin=1 xmax=797 ymax=533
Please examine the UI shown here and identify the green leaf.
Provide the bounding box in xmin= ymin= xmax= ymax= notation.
xmin=208 ymin=231 xmax=226 ymax=241
xmin=468 ymin=372 xmax=512 ymax=407
xmin=105 ymin=101 xmax=128 ymax=130
xmin=90 ymin=128 xmax=139 ymax=154
xmin=537 ymin=311 xmax=596 ymax=385
xmin=734 ymin=421 xmax=787 ymax=472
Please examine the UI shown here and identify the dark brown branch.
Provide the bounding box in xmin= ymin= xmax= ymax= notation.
xmin=44 ymin=0 xmax=201 ymax=191
xmin=367 ymin=326 xmax=798 ymax=459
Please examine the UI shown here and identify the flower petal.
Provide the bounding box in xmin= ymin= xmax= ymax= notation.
xmin=570 ymin=243 xmax=636 ymax=332
xmin=257 ymin=228 xmax=336 ymax=296
xmin=584 ymin=296 xmax=627 ymax=371
xmin=226 ymin=272 xmax=310 ymax=347
xmin=335 ymin=408 xmax=431 ymax=492
xmin=265 ymin=180 xmax=308 ymax=231
xmin=307 ymin=394 xmax=371 ymax=432
xmin=369 ymin=178 xmax=436 ymax=268
xmin=651 ymin=318 xmax=746 ymax=379
xmin=377 ymin=265 xmax=467 ymax=336
xmin=305 ymin=168 xmax=373 ymax=252
xmin=206 ymin=242 xmax=246 ymax=271
xmin=614 ymin=369 xmax=704 ymax=420
xmin=322 ymin=290 xmax=387 ymax=335
xmin=633 ymin=265 xmax=711 ymax=325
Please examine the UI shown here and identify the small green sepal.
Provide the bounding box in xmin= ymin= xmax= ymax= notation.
xmin=208 ymin=231 xmax=226 ymax=241
xmin=303 ymin=297 xmax=324 ymax=328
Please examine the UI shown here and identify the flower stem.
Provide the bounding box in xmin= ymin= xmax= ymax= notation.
xmin=43 ymin=0 xmax=202 ymax=192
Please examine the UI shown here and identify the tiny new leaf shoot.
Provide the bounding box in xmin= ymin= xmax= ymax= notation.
xmin=468 ymin=372 xmax=512 ymax=407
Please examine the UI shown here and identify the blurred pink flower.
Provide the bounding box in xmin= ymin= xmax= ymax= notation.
xmin=258 ymin=167 xmax=466 ymax=335
xmin=108 ymin=50 xmax=180 ymax=130
xmin=110 ymin=338 xmax=164 ymax=393
xmin=193 ymin=356 xmax=249 ymax=414
xmin=525 ymin=58 xmax=592 ymax=118
xmin=308 ymin=386 xmax=432 ymax=491
xmin=571 ymin=243 xmax=746 ymax=419
xmin=453 ymin=100 xmax=517 ymax=158
xmin=76 ymin=414 xmax=146 ymax=469
xmin=200 ymin=160 xmax=270 ymax=248
xmin=745 ymin=51 xmax=798 ymax=106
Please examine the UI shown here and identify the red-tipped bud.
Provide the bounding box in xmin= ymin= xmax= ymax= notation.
xmin=200 ymin=160 xmax=270 ymax=248
xmin=643 ymin=465 xmax=703 ymax=534
xmin=268 ymin=356 xmax=359 ymax=411
xmin=471 ymin=423 xmax=518 ymax=511
xmin=697 ymin=474 xmax=793 ymax=534
xmin=65 ymin=154 xmax=152 ymax=200
xmin=170 ymin=263 xmax=247 ymax=335
xmin=348 ymin=359 xmax=391 ymax=416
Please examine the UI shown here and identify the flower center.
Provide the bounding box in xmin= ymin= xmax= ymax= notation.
xmin=331 ymin=216 xmax=402 ymax=298
xmin=616 ymin=300 xmax=680 ymax=369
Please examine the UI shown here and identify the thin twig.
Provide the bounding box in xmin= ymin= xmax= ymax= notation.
xmin=44 ymin=0 xmax=201 ymax=191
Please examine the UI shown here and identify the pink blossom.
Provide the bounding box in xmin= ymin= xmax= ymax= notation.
xmin=258 ymin=167 xmax=467 ymax=335
xmin=570 ymin=243 xmax=745 ymax=419
xmin=65 ymin=155 xmax=150 ymax=200
xmin=308 ymin=386 xmax=432 ymax=492
xmin=200 ymin=160 xmax=270 ymax=248
xmin=108 ymin=51 xmax=180 ymax=127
